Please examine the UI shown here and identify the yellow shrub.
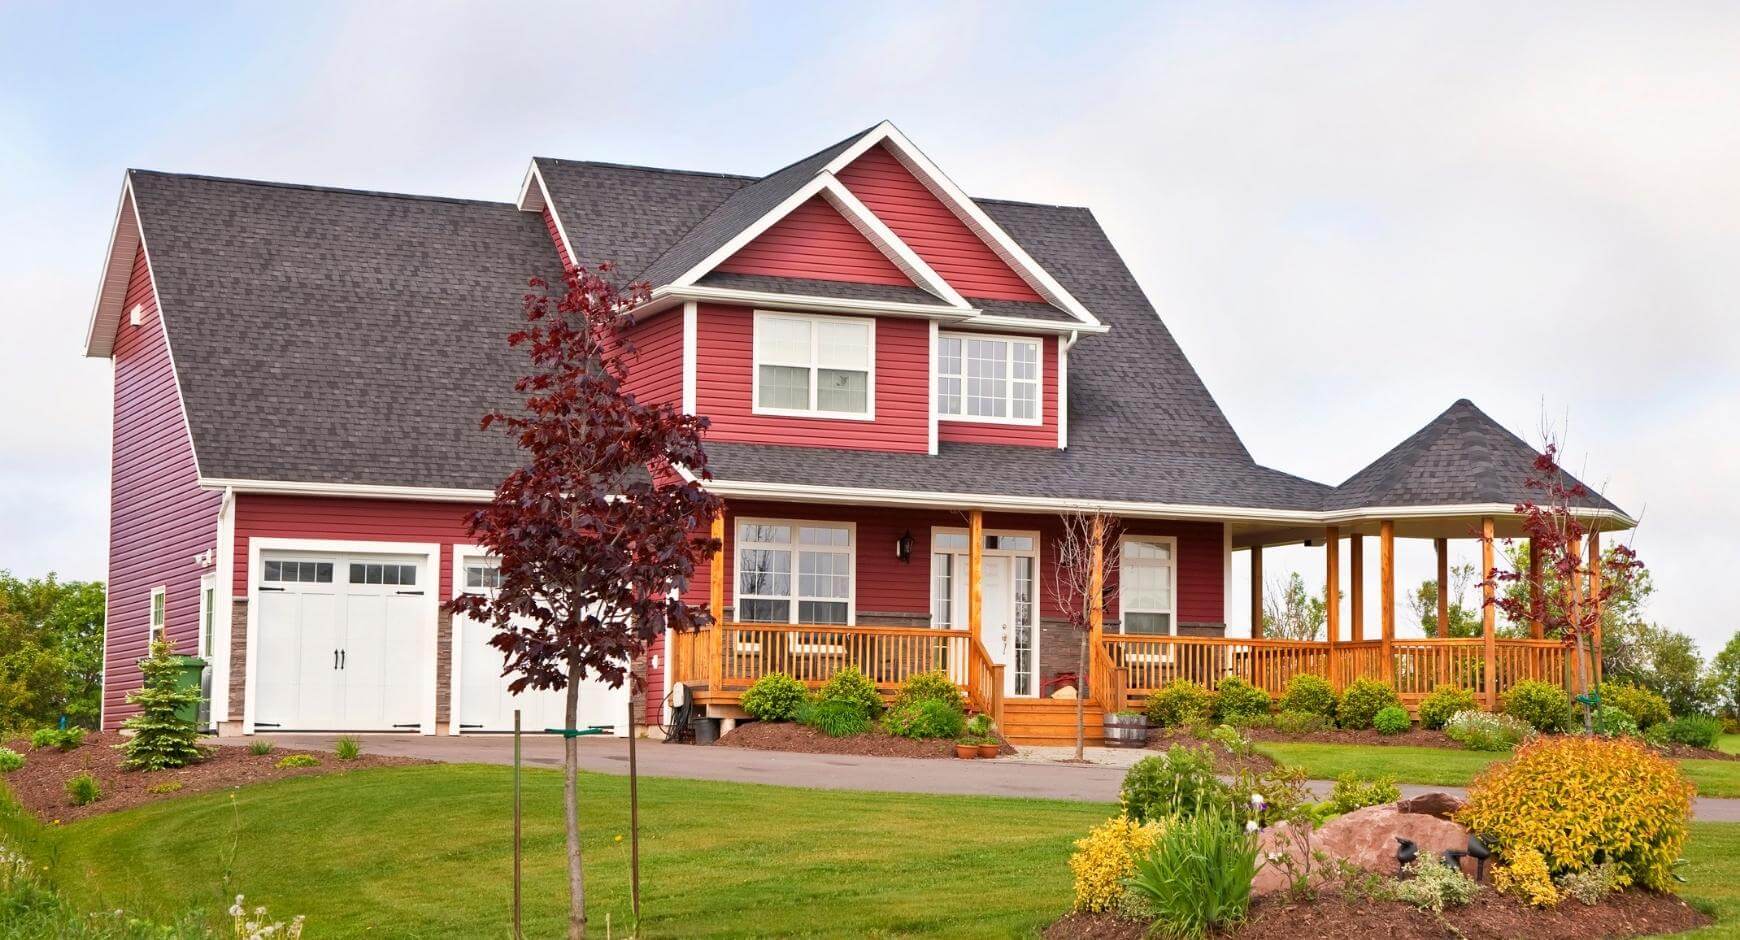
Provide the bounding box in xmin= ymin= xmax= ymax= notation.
xmin=1493 ymin=846 xmax=1560 ymax=907
xmin=1456 ymin=735 xmax=1694 ymax=891
xmin=1068 ymin=815 xmax=1164 ymax=913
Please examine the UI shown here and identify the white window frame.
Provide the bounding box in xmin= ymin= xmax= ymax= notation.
xmin=1117 ymin=535 xmax=1179 ymax=638
xmin=935 ymin=330 xmax=1043 ymax=426
xmin=149 ymin=586 xmax=167 ymax=642
xmin=198 ymin=574 xmax=216 ymax=659
xmin=734 ymin=518 xmax=858 ymax=632
xmin=751 ymin=310 xmax=877 ymax=421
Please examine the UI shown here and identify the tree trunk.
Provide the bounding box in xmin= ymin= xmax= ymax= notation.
xmin=1572 ymin=633 xmax=1594 ymax=732
xmin=563 ymin=651 xmax=587 ymax=939
xmin=1075 ymin=631 xmax=1087 ymax=761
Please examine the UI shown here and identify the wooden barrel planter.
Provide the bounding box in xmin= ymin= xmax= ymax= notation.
xmin=1102 ymin=711 xmax=1148 ymax=748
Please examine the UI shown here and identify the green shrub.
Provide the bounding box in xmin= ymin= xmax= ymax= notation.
xmin=145 ymin=781 xmax=183 ymax=795
xmin=882 ymin=698 xmax=964 ymax=740
xmin=1212 ymin=677 xmax=1271 ymax=725
xmin=1556 ymin=863 xmax=1626 ymax=905
xmin=276 ymin=754 xmax=320 ymax=769
xmin=0 ymin=748 xmax=22 ymax=772
xmin=1329 ymin=771 xmax=1401 ymax=814
xmin=891 ymin=671 xmax=966 ymax=713
xmin=120 ymin=638 xmax=204 ymax=770
xmin=1417 ymin=684 xmax=1479 ymax=730
xmin=1230 ymin=764 xmax=1313 ymax=823
xmin=30 ymin=727 xmax=85 ymax=751
xmin=818 ymin=667 xmax=882 ymax=717
xmin=1389 ymin=854 xmax=1479 ymax=912
xmin=334 ymin=735 xmax=362 ymax=760
xmin=1600 ymin=682 xmax=1671 ymax=729
xmin=1590 ymin=705 xmax=1639 ymax=738
xmin=1120 ymin=745 xmax=1227 ymax=824
xmin=1207 ymin=724 xmax=1253 ymax=758
xmin=740 ymin=672 xmax=809 ymax=722
xmin=1069 ymin=815 xmax=1164 ymax=914
xmin=247 ymin=739 xmax=276 ymax=756
xmin=965 ymin=713 xmax=995 ymax=740
xmin=1146 ymin=681 xmax=1213 ymax=728
xmin=797 ymin=699 xmax=872 ymax=737
xmin=1272 ymin=709 xmax=1331 ymax=734
xmin=1277 ymin=674 xmax=1338 ymax=719
xmin=1501 ymin=679 xmax=1574 ymax=732
xmin=1125 ymin=804 xmax=1259 ymax=938
xmin=65 ymin=771 xmax=102 ymax=806
xmin=1337 ymin=679 xmax=1402 ymax=730
xmin=1661 ymin=714 xmax=1723 ymax=749
xmin=1372 ymin=705 xmax=1411 ymax=735
xmin=1444 ymin=710 xmax=1532 ymax=751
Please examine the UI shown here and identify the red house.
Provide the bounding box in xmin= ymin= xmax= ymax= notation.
xmin=85 ymin=122 xmax=1632 ymax=743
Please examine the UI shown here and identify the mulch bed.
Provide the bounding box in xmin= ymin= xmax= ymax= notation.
xmin=1145 ymin=729 xmax=1278 ymax=774
xmin=1241 ymin=726 xmax=1458 ymax=748
xmin=1 ymin=732 xmax=425 ymax=823
xmin=1046 ymin=890 xmax=1711 ymax=939
xmin=715 ymin=720 xmax=1016 ymax=760
xmin=1652 ymin=741 xmax=1739 ymax=762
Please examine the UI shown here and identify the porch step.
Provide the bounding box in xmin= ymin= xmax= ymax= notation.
xmin=1000 ymin=699 xmax=1106 ymax=747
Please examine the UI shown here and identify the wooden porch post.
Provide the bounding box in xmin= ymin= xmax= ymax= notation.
xmin=1379 ymin=520 xmax=1395 ymax=683
xmin=1325 ymin=527 xmax=1340 ymax=689
xmin=1349 ymin=536 xmax=1365 ymax=643
xmin=1089 ymin=514 xmax=1106 ymax=645
xmin=1434 ymin=537 xmax=1449 ymax=638
xmin=1528 ymin=539 xmax=1544 ymax=639
xmin=1588 ymin=530 xmax=1603 ymax=686
xmin=968 ymin=510 xmax=984 ymax=644
xmin=1481 ymin=517 xmax=1496 ymax=709
xmin=1250 ymin=545 xmax=1264 ymax=638
xmin=709 ymin=511 xmax=725 ymax=692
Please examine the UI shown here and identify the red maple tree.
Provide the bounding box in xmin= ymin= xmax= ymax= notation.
xmin=449 ymin=263 xmax=722 ymax=938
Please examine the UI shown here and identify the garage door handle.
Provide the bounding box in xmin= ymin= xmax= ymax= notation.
xmin=333 ymin=649 xmax=339 ymax=670
xmin=340 ymin=649 xmax=346 ymax=670
xmin=396 ymin=590 xmax=424 ymax=596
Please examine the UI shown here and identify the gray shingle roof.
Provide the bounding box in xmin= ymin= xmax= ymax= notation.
xmin=1326 ymin=399 xmax=1621 ymax=512
xmin=531 ymin=158 xmax=748 ymax=277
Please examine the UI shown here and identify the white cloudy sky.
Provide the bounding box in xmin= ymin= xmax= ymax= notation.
xmin=1 ymin=2 xmax=1734 ymax=656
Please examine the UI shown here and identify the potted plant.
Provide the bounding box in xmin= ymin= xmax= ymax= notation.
xmin=953 ymin=737 xmax=978 ymax=759
xmin=967 ymin=714 xmax=1001 ymax=758
xmin=1103 ymin=709 xmax=1149 ymax=748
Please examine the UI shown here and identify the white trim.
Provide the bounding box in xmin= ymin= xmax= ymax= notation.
xmin=950 ymin=314 xmax=1108 ymax=335
xmin=648 ymin=284 xmax=974 ymax=322
xmin=515 ymin=162 xmax=546 ymax=213
xmin=670 ymin=171 xmax=969 ymax=308
xmin=516 ymin=161 xmax=577 ymax=269
xmin=681 ymin=302 xmax=698 ymax=415
xmin=1058 ymin=333 xmax=1075 ymax=449
xmin=1222 ymin=523 xmax=1235 ymax=630
xmin=732 ymin=517 xmax=858 ymax=627
xmin=149 ymin=585 xmax=167 ymax=642
xmin=750 ymin=310 xmax=877 ymax=421
xmin=202 ymin=478 xmax=497 ymax=502
xmin=1116 ymin=535 xmax=1179 ymax=636
xmin=448 ymin=544 xmax=485 ymax=736
xmin=198 ymin=573 xmax=216 ymax=659
xmin=84 ymin=174 xmax=143 ymax=358
xmin=242 ymin=537 xmax=442 ymax=735
xmin=820 ymin=122 xmax=1101 ymax=328
xmin=213 ymin=487 xmax=235 ymax=721
xmin=934 ymin=330 xmax=1044 ymax=427
xmin=927 ymin=319 xmax=939 ymax=455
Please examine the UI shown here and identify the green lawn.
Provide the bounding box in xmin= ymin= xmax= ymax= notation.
xmin=1257 ymin=742 xmax=1740 ymax=797
xmin=1719 ymin=734 xmax=1740 ymax=756
xmin=8 ymin=765 xmax=1110 ymax=938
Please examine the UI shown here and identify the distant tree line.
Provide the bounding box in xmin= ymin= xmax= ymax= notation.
xmin=0 ymin=571 xmax=105 ymax=733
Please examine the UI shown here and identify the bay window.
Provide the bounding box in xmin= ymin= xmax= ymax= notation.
xmin=753 ymin=312 xmax=874 ymax=418
xmin=937 ymin=333 xmax=1041 ymax=423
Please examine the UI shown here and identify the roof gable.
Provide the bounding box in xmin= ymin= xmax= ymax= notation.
xmin=715 ymin=194 xmax=929 ymax=290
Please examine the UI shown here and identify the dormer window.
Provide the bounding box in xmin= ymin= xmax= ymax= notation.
xmin=937 ymin=333 xmax=1041 ymax=424
xmin=752 ymin=312 xmax=875 ymax=419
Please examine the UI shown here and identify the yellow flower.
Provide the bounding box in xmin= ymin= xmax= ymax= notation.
xmin=614 ymin=835 xmax=623 ymax=843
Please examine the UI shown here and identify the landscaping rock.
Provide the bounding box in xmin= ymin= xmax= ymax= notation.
xmin=1253 ymin=804 xmax=1472 ymax=895
xmin=1397 ymin=791 xmax=1464 ymax=819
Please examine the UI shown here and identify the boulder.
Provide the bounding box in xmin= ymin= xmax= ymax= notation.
xmin=1397 ymin=791 xmax=1465 ymax=820
xmin=1252 ymin=804 xmax=1473 ymax=896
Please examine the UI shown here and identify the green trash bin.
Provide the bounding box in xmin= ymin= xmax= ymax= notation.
xmin=168 ymin=655 xmax=207 ymax=726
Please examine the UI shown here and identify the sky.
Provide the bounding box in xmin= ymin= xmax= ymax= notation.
xmin=1 ymin=1 xmax=1735 ymax=657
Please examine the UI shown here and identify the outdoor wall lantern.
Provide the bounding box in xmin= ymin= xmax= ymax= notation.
xmin=895 ymin=530 xmax=914 ymax=564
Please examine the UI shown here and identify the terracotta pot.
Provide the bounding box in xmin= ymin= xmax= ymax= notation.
xmin=976 ymin=743 xmax=1000 ymax=759
xmin=954 ymin=742 xmax=978 ymax=759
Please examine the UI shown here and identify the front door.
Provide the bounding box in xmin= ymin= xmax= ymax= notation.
xmin=946 ymin=544 xmax=1038 ymax=698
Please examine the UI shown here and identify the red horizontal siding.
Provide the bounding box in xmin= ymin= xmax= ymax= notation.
xmin=837 ymin=144 xmax=1043 ymax=302
xmin=622 ymin=309 xmax=683 ymax=408
xmin=715 ymin=500 xmax=1224 ymax=625
xmin=716 ymin=195 xmax=913 ymax=287
xmin=543 ymin=207 xmax=573 ymax=268
xmin=104 ymin=244 xmax=222 ymax=728
xmin=936 ymin=333 xmax=1060 ymax=448
xmin=233 ymin=495 xmax=476 ymax=600
xmin=694 ymin=304 xmax=929 ymax=452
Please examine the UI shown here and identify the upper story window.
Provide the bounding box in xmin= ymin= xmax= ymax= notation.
xmin=937 ymin=333 xmax=1041 ymax=424
xmin=753 ymin=312 xmax=875 ymax=420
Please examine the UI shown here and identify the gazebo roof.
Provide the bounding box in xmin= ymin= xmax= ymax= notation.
xmin=1327 ymin=399 xmax=1622 ymax=514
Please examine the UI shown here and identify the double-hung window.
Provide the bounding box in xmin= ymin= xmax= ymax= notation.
xmin=736 ymin=521 xmax=853 ymax=625
xmin=936 ymin=333 xmax=1040 ymax=423
xmin=754 ymin=312 xmax=874 ymax=418
xmin=149 ymin=586 xmax=167 ymax=641
xmin=1119 ymin=538 xmax=1176 ymax=635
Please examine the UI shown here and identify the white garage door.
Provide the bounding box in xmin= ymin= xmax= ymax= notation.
xmin=453 ymin=556 xmax=628 ymax=735
xmin=254 ymin=552 xmax=428 ymax=732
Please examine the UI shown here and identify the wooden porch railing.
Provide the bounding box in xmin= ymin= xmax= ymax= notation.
xmin=712 ymin=622 xmax=973 ymax=690
xmin=965 ymin=636 xmax=1005 ymax=728
xmin=1088 ymin=637 xmax=1128 ymax=713
xmin=1102 ymin=635 xmax=1333 ymax=698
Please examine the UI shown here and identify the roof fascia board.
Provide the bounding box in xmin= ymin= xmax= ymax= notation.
xmin=519 ymin=162 xmax=577 ymax=267
xmin=956 ymin=314 xmax=1109 ymax=336
xmin=83 ymin=174 xmax=143 ymax=358
xmin=652 ymin=283 xmax=975 ymax=321
xmin=825 ymin=122 xmax=1102 ymax=329
xmin=202 ymin=477 xmax=497 ymax=503
xmin=515 ymin=160 xmax=546 ymax=213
